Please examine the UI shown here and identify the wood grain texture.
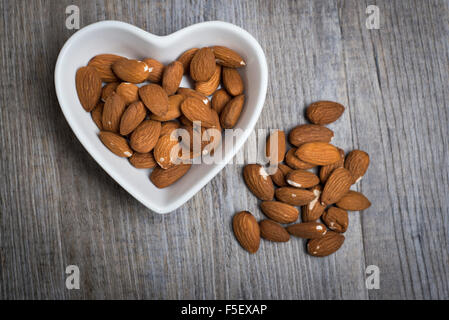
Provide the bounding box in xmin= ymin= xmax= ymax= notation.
xmin=0 ymin=0 xmax=448 ymax=299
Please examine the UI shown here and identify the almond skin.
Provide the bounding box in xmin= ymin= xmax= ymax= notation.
xmin=220 ymin=94 xmax=245 ymax=129
xmin=243 ymin=164 xmax=275 ymax=201
xmin=102 ymin=92 xmax=126 ymax=133
xmin=260 ymin=201 xmax=299 ymax=224
xmin=76 ymin=66 xmax=102 ymax=112
xmin=286 ymin=170 xmax=320 ymax=188
xmin=139 ymin=84 xmax=169 ymax=117
xmin=195 ymin=64 xmax=221 ymax=96
xmin=306 ymin=101 xmax=345 ymax=125
xmin=344 ymin=150 xmax=370 ymax=184
xmin=269 ymin=164 xmax=292 ymax=187
xmin=321 ymin=167 xmax=353 ymax=206
xmin=180 ymin=97 xmax=216 ymax=128
xmin=116 ymin=82 xmax=139 ymax=105
xmin=129 ymin=152 xmax=157 ymax=169
xmin=91 ymin=102 xmax=104 ymax=130
xmin=259 ymin=220 xmax=290 ymax=242
xmin=119 ymin=101 xmax=147 ymax=136
xmin=101 ymin=82 xmax=119 ymax=102
xmin=160 ymin=121 xmax=181 ymax=137
xmin=336 ymin=191 xmax=371 ymax=211
xmin=88 ymin=54 xmax=125 ymax=82
xmin=285 ymin=148 xmax=315 ymax=170
xmin=112 ymin=59 xmax=150 ymax=83
xmin=190 ymin=47 xmax=216 ymax=81
xmin=322 ymin=207 xmax=348 ymax=233
xmin=150 ymin=163 xmax=191 ymax=188
xmin=286 ymin=222 xmax=327 ymax=239
xmin=288 ymin=124 xmax=334 ymax=147
xmin=301 ymin=185 xmax=326 ymax=222
xmin=143 ymin=58 xmax=164 ymax=83
xmin=211 ymin=89 xmax=231 ymax=114
xmin=275 ymin=187 xmax=315 ymax=206
xmin=320 ymin=147 xmax=345 ymax=183
xmin=296 ymin=142 xmax=341 ymax=166
xmin=162 ymin=61 xmax=184 ymax=95
xmin=232 ymin=211 xmax=260 ymax=253
xmin=222 ymin=67 xmax=244 ymax=96
xmin=212 ymin=46 xmax=246 ymax=68
xmin=153 ymin=135 xmax=181 ymax=169
xmin=307 ymin=231 xmax=345 ymax=257
xmin=151 ymin=94 xmax=183 ymax=122
xmin=129 ymin=120 xmax=161 ymax=153
xmin=266 ymin=130 xmax=286 ymax=164
xmin=177 ymin=48 xmax=199 ymax=74
xmin=177 ymin=87 xmax=210 ymax=106
xmin=99 ymin=131 xmax=133 ymax=158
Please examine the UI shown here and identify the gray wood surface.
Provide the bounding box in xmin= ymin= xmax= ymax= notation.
xmin=1 ymin=0 xmax=448 ymax=300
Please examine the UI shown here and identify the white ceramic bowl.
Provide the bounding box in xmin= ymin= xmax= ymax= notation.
xmin=54 ymin=20 xmax=268 ymax=214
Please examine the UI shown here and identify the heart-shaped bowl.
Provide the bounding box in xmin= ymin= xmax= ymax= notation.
xmin=55 ymin=20 xmax=268 ymax=214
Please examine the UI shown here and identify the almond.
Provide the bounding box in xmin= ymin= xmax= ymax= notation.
xmin=190 ymin=47 xmax=216 ymax=81
xmin=269 ymin=164 xmax=292 ymax=187
xmin=307 ymin=231 xmax=345 ymax=257
xmin=285 ymin=148 xmax=315 ymax=170
xmin=321 ymin=167 xmax=353 ymax=205
xmin=301 ymin=185 xmax=326 ymax=222
xmin=151 ymin=94 xmax=183 ymax=122
xmin=75 ymin=66 xmax=102 ymax=112
xmin=220 ymin=94 xmax=244 ymax=129
xmin=212 ymin=46 xmax=246 ymax=68
xmin=160 ymin=121 xmax=181 ymax=137
xmin=91 ymin=102 xmax=104 ymax=130
xmin=222 ymin=67 xmax=244 ymax=96
xmin=232 ymin=211 xmax=260 ymax=253
xmin=129 ymin=120 xmax=161 ymax=153
xmin=143 ymin=58 xmax=164 ymax=83
xmin=285 ymin=170 xmax=319 ymax=188
xmin=101 ymin=82 xmax=119 ymax=102
xmin=320 ymin=147 xmax=345 ymax=183
xmin=266 ymin=130 xmax=286 ymax=164
xmin=243 ymin=164 xmax=275 ymax=201
xmin=129 ymin=152 xmax=157 ymax=169
xmin=150 ymin=163 xmax=191 ymax=188
xmin=202 ymin=110 xmax=222 ymax=155
xmin=177 ymin=48 xmax=199 ymax=74
xmin=275 ymin=187 xmax=315 ymax=206
xmin=322 ymin=207 xmax=348 ymax=233
xmin=177 ymin=87 xmax=210 ymax=106
xmin=260 ymin=201 xmax=299 ymax=224
xmin=288 ymin=124 xmax=334 ymax=147
xmin=119 ymin=101 xmax=147 ymax=136
xmin=306 ymin=101 xmax=345 ymax=125
xmin=162 ymin=61 xmax=184 ymax=95
xmin=344 ymin=150 xmax=370 ymax=184
xmin=102 ymin=92 xmax=126 ymax=133
xmin=139 ymin=84 xmax=169 ymax=117
xmin=112 ymin=59 xmax=150 ymax=83
xmin=180 ymin=97 xmax=215 ymax=128
xmin=116 ymin=82 xmax=139 ymax=105
xmin=153 ymin=135 xmax=181 ymax=169
xmin=88 ymin=54 xmax=125 ymax=82
xmin=99 ymin=131 xmax=133 ymax=158
xmin=195 ymin=64 xmax=221 ymax=96
xmin=259 ymin=220 xmax=290 ymax=242
xmin=286 ymin=222 xmax=327 ymax=239
xmin=336 ymin=191 xmax=371 ymax=211
xmin=211 ymin=89 xmax=231 ymax=114
xmin=295 ymin=142 xmax=341 ymax=165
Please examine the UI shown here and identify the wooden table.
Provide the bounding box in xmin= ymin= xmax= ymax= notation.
xmin=1 ymin=0 xmax=448 ymax=300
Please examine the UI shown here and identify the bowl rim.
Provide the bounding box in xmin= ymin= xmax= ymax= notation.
xmin=54 ymin=20 xmax=268 ymax=214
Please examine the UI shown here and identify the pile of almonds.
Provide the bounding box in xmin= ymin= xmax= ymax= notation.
xmin=75 ymin=46 xmax=246 ymax=188
xmin=234 ymin=101 xmax=371 ymax=256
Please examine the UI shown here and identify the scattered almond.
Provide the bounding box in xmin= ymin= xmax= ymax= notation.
xmin=289 ymin=124 xmax=334 ymax=147
xmin=266 ymin=130 xmax=286 ymax=164
xmin=307 ymin=231 xmax=345 ymax=257
xmin=285 ymin=169 xmax=319 ymax=189
xmin=336 ymin=191 xmax=371 ymax=211
xmin=321 ymin=167 xmax=353 ymax=205
xmin=320 ymin=147 xmax=345 ymax=183
xmin=296 ymin=142 xmax=341 ymax=165
xmin=269 ymin=164 xmax=292 ymax=187
xmin=260 ymin=201 xmax=299 ymax=224
xmin=301 ymin=185 xmax=326 ymax=222
xmin=285 ymin=148 xmax=315 ymax=170
xmin=344 ymin=150 xmax=370 ymax=184
xmin=275 ymin=187 xmax=315 ymax=206
xmin=233 ymin=211 xmax=260 ymax=253
xmin=243 ymin=164 xmax=275 ymax=201
xmin=322 ymin=207 xmax=348 ymax=233
xmin=259 ymin=220 xmax=290 ymax=242
xmin=306 ymin=101 xmax=345 ymax=125
xmin=286 ymin=222 xmax=327 ymax=239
